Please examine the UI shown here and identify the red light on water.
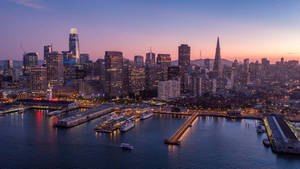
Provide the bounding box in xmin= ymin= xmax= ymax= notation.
xmin=49 ymin=99 xmax=58 ymax=102
xmin=36 ymin=112 xmax=42 ymax=116
xmin=34 ymin=98 xmax=42 ymax=101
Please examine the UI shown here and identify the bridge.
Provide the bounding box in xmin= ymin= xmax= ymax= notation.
xmin=165 ymin=112 xmax=199 ymax=145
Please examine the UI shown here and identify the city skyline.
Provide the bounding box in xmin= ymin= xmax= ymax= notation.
xmin=1 ymin=0 xmax=300 ymax=62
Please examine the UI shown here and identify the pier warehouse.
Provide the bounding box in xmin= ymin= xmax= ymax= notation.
xmin=56 ymin=104 xmax=115 ymax=128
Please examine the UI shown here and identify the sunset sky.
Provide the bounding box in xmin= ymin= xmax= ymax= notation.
xmin=1 ymin=0 xmax=300 ymax=62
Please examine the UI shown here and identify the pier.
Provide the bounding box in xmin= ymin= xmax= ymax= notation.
xmin=264 ymin=115 xmax=300 ymax=155
xmin=0 ymin=106 xmax=30 ymax=115
xmin=55 ymin=104 xmax=115 ymax=128
xmin=165 ymin=112 xmax=199 ymax=145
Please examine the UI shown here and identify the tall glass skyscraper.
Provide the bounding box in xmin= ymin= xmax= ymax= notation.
xmin=69 ymin=28 xmax=80 ymax=63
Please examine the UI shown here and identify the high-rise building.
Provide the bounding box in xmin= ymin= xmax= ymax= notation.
xmin=157 ymin=54 xmax=171 ymax=81
xmin=69 ymin=28 xmax=80 ymax=63
xmin=23 ymin=52 xmax=38 ymax=75
xmin=145 ymin=52 xmax=155 ymax=67
xmin=4 ymin=60 xmax=13 ymax=70
xmin=3 ymin=60 xmax=14 ymax=78
xmin=104 ymin=51 xmax=123 ymax=98
xmin=145 ymin=51 xmax=157 ymax=90
xmin=44 ymin=45 xmax=52 ymax=63
xmin=80 ymin=54 xmax=90 ymax=64
xmin=122 ymin=58 xmax=132 ymax=96
xmin=213 ymin=37 xmax=222 ymax=77
xmin=178 ymin=44 xmax=191 ymax=93
xmin=134 ymin=55 xmax=144 ymax=67
xmin=129 ymin=66 xmax=145 ymax=95
xmin=243 ymin=58 xmax=250 ymax=73
xmin=30 ymin=66 xmax=47 ymax=92
xmin=46 ymin=52 xmax=64 ymax=88
xmin=178 ymin=44 xmax=190 ymax=68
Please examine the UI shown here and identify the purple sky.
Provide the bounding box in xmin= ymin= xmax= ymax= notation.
xmin=1 ymin=0 xmax=300 ymax=62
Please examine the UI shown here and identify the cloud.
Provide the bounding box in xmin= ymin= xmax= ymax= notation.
xmin=12 ymin=0 xmax=45 ymax=10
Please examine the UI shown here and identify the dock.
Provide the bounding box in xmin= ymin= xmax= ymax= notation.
xmin=55 ymin=104 xmax=115 ymax=128
xmin=264 ymin=115 xmax=300 ymax=155
xmin=0 ymin=106 xmax=30 ymax=115
xmin=165 ymin=112 xmax=199 ymax=145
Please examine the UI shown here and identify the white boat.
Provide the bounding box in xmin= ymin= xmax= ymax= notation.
xmin=120 ymin=120 xmax=134 ymax=132
xmin=141 ymin=111 xmax=153 ymax=120
xmin=120 ymin=143 xmax=134 ymax=150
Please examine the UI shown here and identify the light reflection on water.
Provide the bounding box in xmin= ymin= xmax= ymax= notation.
xmin=0 ymin=110 xmax=299 ymax=169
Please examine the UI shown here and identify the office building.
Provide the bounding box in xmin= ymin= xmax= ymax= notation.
xmin=46 ymin=52 xmax=64 ymax=88
xmin=213 ymin=37 xmax=222 ymax=78
xmin=69 ymin=28 xmax=80 ymax=63
xmin=157 ymin=54 xmax=171 ymax=81
xmin=158 ymin=80 xmax=180 ymax=101
xmin=104 ymin=51 xmax=123 ymax=98
xmin=134 ymin=55 xmax=144 ymax=67
xmin=23 ymin=52 xmax=38 ymax=75
xmin=178 ymin=44 xmax=191 ymax=93
xmin=30 ymin=66 xmax=47 ymax=92
xmin=80 ymin=54 xmax=90 ymax=64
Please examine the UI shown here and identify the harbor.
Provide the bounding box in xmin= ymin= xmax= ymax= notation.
xmin=94 ymin=109 xmax=153 ymax=133
xmin=55 ymin=104 xmax=116 ymax=128
xmin=1 ymin=109 xmax=299 ymax=169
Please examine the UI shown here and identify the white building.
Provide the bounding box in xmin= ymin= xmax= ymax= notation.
xmin=158 ymin=80 xmax=180 ymax=101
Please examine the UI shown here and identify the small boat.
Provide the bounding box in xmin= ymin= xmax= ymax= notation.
xmin=140 ymin=111 xmax=153 ymax=120
xmin=120 ymin=120 xmax=135 ymax=132
xmin=256 ymin=125 xmax=265 ymax=134
xmin=120 ymin=143 xmax=134 ymax=150
xmin=263 ymin=138 xmax=270 ymax=147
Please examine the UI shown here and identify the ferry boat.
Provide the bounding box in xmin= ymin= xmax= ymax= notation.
xmin=120 ymin=120 xmax=134 ymax=132
xmin=256 ymin=125 xmax=265 ymax=134
xmin=140 ymin=111 xmax=153 ymax=120
xmin=263 ymin=138 xmax=270 ymax=147
xmin=120 ymin=143 xmax=134 ymax=150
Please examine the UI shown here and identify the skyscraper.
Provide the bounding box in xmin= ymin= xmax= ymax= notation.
xmin=79 ymin=54 xmax=90 ymax=64
xmin=213 ymin=37 xmax=222 ymax=77
xmin=44 ymin=45 xmax=52 ymax=63
xmin=69 ymin=28 xmax=80 ymax=63
xmin=145 ymin=52 xmax=155 ymax=67
xmin=134 ymin=55 xmax=144 ymax=67
xmin=23 ymin=52 xmax=38 ymax=75
xmin=178 ymin=44 xmax=191 ymax=93
xmin=104 ymin=51 xmax=123 ymax=98
xmin=178 ymin=44 xmax=190 ymax=68
xmin=46 ymin=51 xmax=64 ymax=88
xmin=30 ymin=66 xmax=47 ymax=92
xmin=145 ymin=51 xmax=157 ymax=90
xmin=157 ymin=54 xmax=171 ymax=81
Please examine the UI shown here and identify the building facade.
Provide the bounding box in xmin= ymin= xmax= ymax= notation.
xmin=104 ymin=51 xmax=123 ymax=98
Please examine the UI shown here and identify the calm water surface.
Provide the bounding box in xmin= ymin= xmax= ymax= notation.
xmin=0 ymin=110 xmax=299 ymax=169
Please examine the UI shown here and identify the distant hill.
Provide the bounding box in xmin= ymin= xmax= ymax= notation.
xmin=171 ymin=59 xmax=233 ymax=67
